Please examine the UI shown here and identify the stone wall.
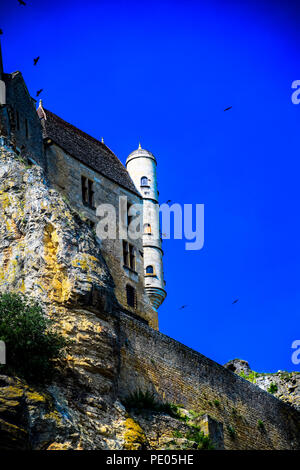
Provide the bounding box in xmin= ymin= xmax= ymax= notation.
xmin=1 ymin=72 xmax=45 ymax=168
xmin=117 ymin=314 xmax=300 ymax=450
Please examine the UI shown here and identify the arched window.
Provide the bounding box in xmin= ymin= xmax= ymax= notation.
xmin=126 ymin=284 xmax=136 ymax=308
xmin=146 ymin=265 xmax=155 ymax=275
xmin=144 ymin=223 xmax=152 ymax=234
xmin=141 ymin=176 xmax=148 ymax=187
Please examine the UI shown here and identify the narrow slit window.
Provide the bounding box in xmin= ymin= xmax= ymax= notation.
xmin=88 ymin=179 xmax=94 ymax=208
xmin=81 ymin=176 xmax=88 ymax=204
xmin=129 ymin=245 xmax=136 ymax=271
xmin=81 ymin=176 xmax=95 ymax=208
xmin=123 ymin=240 xmax=129 ymax=267
xmin=126 ymin=284 xmax=136 ymax=308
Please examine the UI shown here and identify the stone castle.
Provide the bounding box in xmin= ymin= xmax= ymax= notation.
xmin=0 ymin=42 xmax=300 ymax=450
xmin=0 ymin=41 xmax=166 ymax=331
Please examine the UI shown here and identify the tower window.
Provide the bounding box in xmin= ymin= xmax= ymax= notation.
xmin=123 ymin=241 xmax=136 ymax=271
xmin=141 ymin=176 xmax=148 ymax=187
xmin=144 ymin=223 xmax=152 ymax=234
xmin=146 ymin=265 xmax=155 ymax=275
xmin=81 ymin=176 xmax=95 ymax=209
xmin=126 ymin=284 xmax=136 ymax=308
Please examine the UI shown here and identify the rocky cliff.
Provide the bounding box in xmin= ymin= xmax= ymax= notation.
xmin=224 ymin=359 xmax=300 ymax=411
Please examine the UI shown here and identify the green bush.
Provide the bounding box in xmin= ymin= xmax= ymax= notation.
xmin=238 ymin=370 xmax=259 ymax=383
xmin=0 ymin=293 xmax=67 ymax=382
xmin=257 ymin=420 xmax=265 ymax=432
xmin=227 ymin=424 xmax=236 ymax=439
xmin=267 ymin=383 xmax=278 ymax=394
xmin=122 ymin=390 xmax=179 ymax=417
xmin=185 ymin=427 xmax=215 ymax=450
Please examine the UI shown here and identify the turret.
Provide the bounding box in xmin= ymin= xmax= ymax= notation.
xmin=126 ymin=144 xmax=166 ymax=309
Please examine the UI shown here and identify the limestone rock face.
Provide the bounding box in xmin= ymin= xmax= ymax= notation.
xmin=0 ymin=145 xmax=114 ymax=308
xmin=254 ymin=373 xmax=300 ymax=411
xmin=0 ymin=145 xmax=128 ymax=449
xmin=0 ymin=375 xmax=77 ymax=450
xmin=224 ymin=359 xmax=251 ymax=376
xmin=224 ymin=359 xmax=300 ymax=411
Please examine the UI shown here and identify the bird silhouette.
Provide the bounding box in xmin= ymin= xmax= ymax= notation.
xmin=36 ymin=89 xmax=43 ymax=97
xmin=179 ymin=305 xmax=187 ymax=310
xmin=33 ymin=56 xmax=40 ymax=66
xmin=0 ymin=29 xmax=3 ymax=35
xmin=18 ymin=0 xmax=26 ymax=5
xmin=224 ymin=106 xmax=232 ymax=112
xmin=232 ymin=299 xmax=239 ymax=304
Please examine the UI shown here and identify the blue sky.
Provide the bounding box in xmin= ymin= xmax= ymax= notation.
xmin=2 ymin=0 xmax=300 ymax=372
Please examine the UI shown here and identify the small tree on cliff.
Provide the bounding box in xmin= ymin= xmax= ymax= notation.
xmin=0 ymin=293 xmax=66 ymax=382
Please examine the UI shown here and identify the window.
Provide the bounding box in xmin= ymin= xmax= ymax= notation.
xmin=126 ymin=284 xmax=136 ymax=308
xmin=141 ymin=176 xmax=148 ymax=187
xmin=146 ymin=265 xmax=155 ymax=275
xmin=123 ymin=241 xmax=136 ymax=271
xmin=88 ymin=179 xmax=94 ymax=208
xmin=123 ymin=240 xmax=129 ymax=267
xmin=81 ymin=176 xmax=95 ymax=208
xmin=144 ymin=223 xmax=151 ymax=234
xmin=129 ymin=245 xmax=136 ymax=271
xmin=81 ymin=176 xmax=88 ymax=204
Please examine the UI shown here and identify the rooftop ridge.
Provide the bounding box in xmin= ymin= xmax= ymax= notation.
xmin=41 ymin=108 xmax=140 ymax=197
xmin=43 ymin=108 xmax=115 ymax=157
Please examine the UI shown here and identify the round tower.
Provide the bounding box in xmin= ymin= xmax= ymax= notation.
xmin=126 ymin=144 xmax=166 ymax=309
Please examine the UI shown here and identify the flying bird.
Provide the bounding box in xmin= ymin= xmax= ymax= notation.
xmin=224 ymin=106 xmax=232 ymax=112
xmin=33 ymin=56 xmax=40 ymax=66
xmin=179 ymin=305 xmax=188 ymax=310
xmin=232 ymin=299 xmax=239 ymax=304
xmin=0 ymin=29 xmax=3 ymax=35
xmin=18 ymin=0 xmax=26 ymax=5
xmin=36 ymin=89 xmax=43 ymax=97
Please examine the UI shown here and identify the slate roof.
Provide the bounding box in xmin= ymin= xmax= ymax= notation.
xmin=40 ymin=108 xmax=140 ymax=196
